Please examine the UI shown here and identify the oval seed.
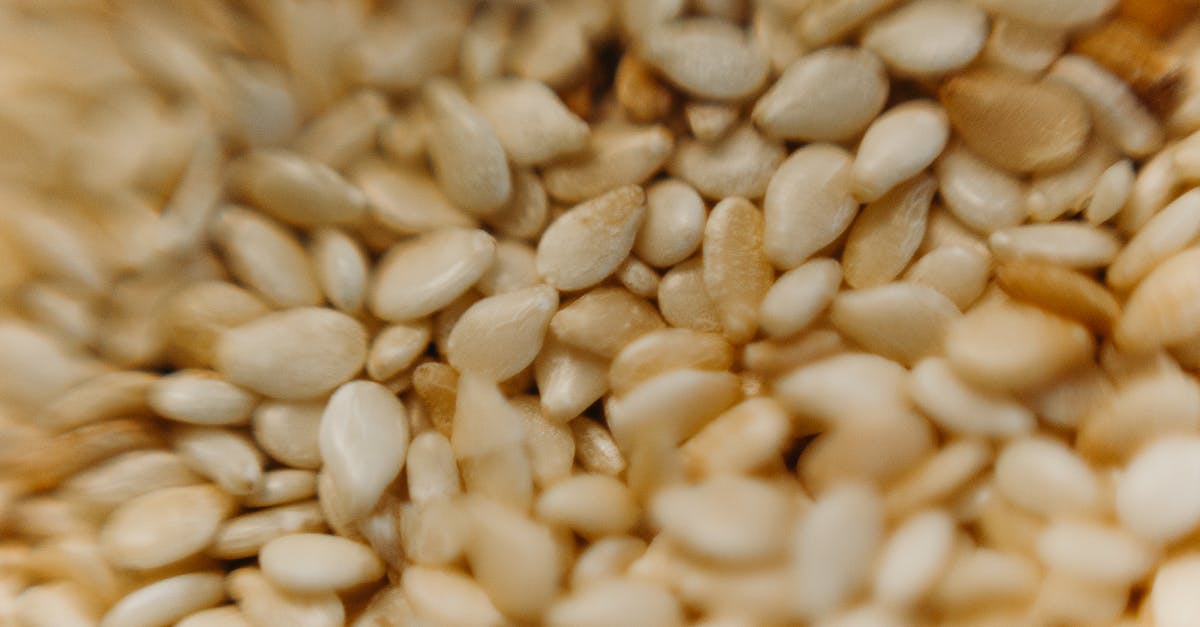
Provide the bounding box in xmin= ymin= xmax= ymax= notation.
xmin=862 ymin=0 xmax=988 ymax=76
xmin=753 ymin=47 xmax=888 ymax=142
xmin=657 ymin=257 xmax=722 ymax=333
xmin=851 ymin=102 xmax=949 ymax=202
xmin=843 ymin=176 xmax=936 ymax=288
xmin=995 ymin=261 xmax=1120 ymax=334
xmin=100 ymin=572 xmax=225 ymax=627
xmin=638 ymin=17 xmax=769 ymax=101
xmin=370 ymin=228 xmax=496 ymax=322
xmin=230 ymin=149 xmax=367 ymax=226
xmin=216 ymin=307 xmax=367 ymax=400
xmin=149 ymin=370 xmax=257 ymax=426
xmin=989 ymin=223 xmax=1121 ymax=269
xmin=759 ymin=258 xmax=843 ymax=339
xmin=551 ymin=287 xmax=665 ymax=358
xmin=702 ymin=197 xmax=774 ymax=344
xmin=252 ymin=401 xmax=323 ymax=470
xmin=210 ymin=207 xmax=321 ymax=308
xmin=935 ymin=143 xmax=1026 ymax=233
xmin=319 ymin=380 xmax=410 ymax=521
xmin=536 ymin=474 xmax=640 ymax=539
xmin=446 ymin=285 xmax=558 ymax=381
xmin=1109 ymin=189 xmax=1200 ymax=293
xmin=830 ymin=283 xmax=960 ymax=366
xmin=995 ymin=437 xmax=1102 ymax=517
xmin=872 ymin=510 xmax=957 ymax=607
xmin=423 ymin=78 xmax=512 ymax=216
xmin=474 ymin=77 xmax=590 ymax=166
xmin=534 ymin=335 xmax=611 ymax=424
xmin=974 ymin=0 xmax=1119 ymax=28
xmin=635 ymin=179 xmax=706 ymax=268
xmin=99 ymin=484 xmax=235 ymax=571
xmin=352 ymin=161 xmax=477 ymax=234
xmin=537 ymin=185 xmax=646 ymax=291
xmin=310 ymin=228 xmax=368 ymax=315
xmin=1086 ymin=159 xmax=1134 ymax=225
xmin=911 ymin=357 xmax=1035 ymax=437
xmin=1116 ymin=436 xmax=1200 ymax=543
xmin=260 ymin=534 xmax=386 ymax=593
xmin=542 ymin=125 xmax=673 ymax=204
xmin=1047 ymin=54 xmax=1165 ymax=158
xmin=174 ymin=426 xmax=265 ymax=496
xmin=228 ymin=567 xmax=345 ymax=627
xmin=763 ymin=144 xmax=858 ymax=269
xmin=652 ymin=475 xmax=791 ymax=564
xmin=209 ymin=502 xmax=327 ymax=560
xmin=609 ymin=328 xmax=735 ymax=396
xmin=367 ymin=320 xmax=432 ymax=381
xmin=1116 ymin=247 xmax=1200 ymax=351
xmin=667 ymin=124 xmax=785 ymax=200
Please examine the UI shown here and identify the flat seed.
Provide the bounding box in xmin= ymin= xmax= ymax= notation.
xmin=506 ymin=4 xmax=590 ymax=89
xmin=773 ymin=352 xmax=909 ymax=427
xmin=423 ymin=78 xmax=511 ymax=216
xmin=319 ymin=380 xmax=409 ymax=521
xmin=996 ymin=261 xmax=1121 ymax=333
xmin=99 ymin=484 xmax=235 ymax=571
xmin=753 ymin=47 xmax=888 ymax=142
xmin=685 ymin=101 xmax=739 ymax=142
xmin=446 ymin=285 xmax=558 ymax=381
xmin=844 ymin=176 xmax=935 ymax=288
xmin=291 ymin=90 xmax=389 ymax=169
xmin=1078 ymin=367 xmax=1200 ymax=465
xmin=100 ymin=572 xmax=225 ymax=627
xmin=572 ymin=417 xmax=627 ymax=476
xmin=759 ymin=258 xmax=842 ymax=339
xmin=974 ymin=0 xmax=1119 ymax=28
xmin=982 ymin=17 xmax=1066 ymax=74
xmin=911 ymin=357 xmax=1036 ymax=437
xmin=1109 ymin=189 xmax=1200 ymax=293
xmin=871 ymin=510 xmax=957 ymax=608
xmin=638 ymin=17 xmax=769 ymax=100
xmin=862 ymin=0 xmax=988 ymax=76
xmin=702 ymin=197 xmax=774 ymax=344
xmin=1036 ymin=519 xmax=1153 ymax=585
xmin=370 ymin=228 xmax=497 ymax=321
xmin=794 ymin=483 xmax=884 ymax=619
xmin=1151 ymin=554 xmax=1200 ymax=627
xmin=174 ymin=426 xmax=265 ymax=496
xmin=210 ymin=207 xmax=322 ymax=308
xmin=635 ymin=179 xmax=706 ymax=268
xmin=59 ymin=450 xmax=203 ymax=512
xmin=551 ymin=287 xmax=665 ymax=358
xmin=38 ymin=370 xmax=158 ymax=432
xmin=464 ymin=496 xmax=562 ymax=621
xmin=477 ymin=240 xmax=539 ymax=296
xmin=615 ymin=54 xmax=675 ymax=123
xmin=513 ymin=396 xmax=576 ymax=488
xmin=16 ymin=582 xmax=98 ymax=627
xmin=763 ymin=144 xmax=858 ymax=269
xmin=1116 ymin=436 xmax=1200 ymax=543
xmin=546 ymin=578 xmax=683 ymax=627
xmin=931 ymin=548 xmax=1039 ymax=611
xmin=940 ymin=69 xmax=1092 ymax=173
xmin=485 ymin=169 xmax=549 ymax=241
xmin=537 ymin=185 xmax=646 ymax=291
xmin=260 ymin=534 xmax=385 ymax=593
xmin=406 ymin=431 xmax=462 ymax=504
xmin=474 ymin=77 xmax=590 ymax=166
xmin=310 ymin=228 xmax=368 ymax=315
xmin=1026 ymin=138 xmax=1119 ymax=222
xmin=176 ymin=606 xmax=252 ymax=627
xmin=995 ymin=437 xmax=1102 ymax=517
xmin=367 ymin=321 xmax=432 ymax=381
xmin=534 ymin=336 xmax=610 ymax=422
xmin=615 ymin=256 xmax=660 ymax=298
xmin=230 ymin=149 xmax=367 ymax=226
xmin=1116 ymin=248 xmax=1200 ymax=351
xmin=228 ymin=567 xmax=344 ymax=627
xmin=401 ymin=566 xmax=505 ymax=627
xmin=903 ymin=246 xmax=991 ymax=310
xmin=652 ymin=475 xmax=791 ymax=564
xmin=851 ymin=104 xmax=948 ymax=202
xmin=885 ymin=439 xmax=991 ymax=516
xmin=352 ymin=161 xmax=477 ymax=235
xmin=1047 ymin=54 xmax=1164 ymax=158
xmin=149 ymin=370 xmax=257 ymax=426
xmin=935 ymin=143 xmax=1026 ymax=233
xmin=1120 ymin=142 xmax=1180 ymax=235
xmin=657 ymin=257 xmax=723 ymax=333
xmin=668 ymin=124 xmax=785 ymax=200
xmin=209 ymin=502 xmax=327 ymax=560
xmin=542 ymin=126 xmax=672 ymax=204
xmin=536 ymin=474 xmax=639 ymax=539
xmin=252 ymin=401 xmax=323 ymax=470
xmin=989 ymin=223 xmax=1121 ymax=269
xmin=681 ymin=397 xmax=792 ymax=477
xmin=830 ymin=283 xmax=960 ymax=366
xmin=215 ymin=307 xmax=367 ymax=400
xmin=607 ymin=369 xmax=742 ymax=449
xmin=161 ymin=281 xmax=270 ymax=369
xmin=570 ymin=536 xmax=647 ymax=589
xmin=946 ymin=301 xmax=1095 ymax=391
xmin=609 ymin=328 xmax=735 ymax=396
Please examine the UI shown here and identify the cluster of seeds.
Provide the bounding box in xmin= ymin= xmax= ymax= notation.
xmin=7 ymin=0 xmax=1200 ymax=625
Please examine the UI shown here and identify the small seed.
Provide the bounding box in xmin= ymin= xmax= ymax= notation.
xmin=843 ymin=176 xmax=935 ymax=288
xmin=763 ymin=143 xmax=858 ymax=269
xmin=614 ymin=54 xmax=674 ymax=123
xmin=830 ymin=283 xmax=960 ymax=366
xmin=535 ymin=336 xmax=611 ymax=422
xmin=173 ymin=426 xmax=265 ymax=496
xmin=995 ymin=437 xmax=1102 ymax=517
xmin=252 ymin=401 xmax=323 ymax=470
xmin=759 ymin=258 xmax=842 ymax=339
xmin=228 ymin=567 xmax=344 ymax=627
xmin=609 ymin=328 xmax=735 ymax=396
xmin=319 ymin=380 xmax=410 ymax=521
xmin=935 ymin=143 xmax=1026 ymax=233
xmin=209 ymin=502 xmax=327 ymax=560
xmin=474 ymin=77 xmax=590 ymax=166
xmin=1109 ymin=189 xmax=1200 ymax=292
xmin=100 ymin=572 xmax=225 ymax=627
xmin=551 ymin=287 xmax=665 ymax=358
xmin=149 ymin=370 xmax=257 ymax=426
xmin=210 ymin=207 xmax=321 ymax=308
xmin=536 ymin=474 xmax=640 ymax=539
xmin=1047 ymin=54 xmax=1165 ymax=159
xmin=982 ymin=17 xmax=1066 ymax=74
xmin=702 ymin=197 xmax=774 ymax=344
xmin=911 ymin=357 xmax=1036 ymax=437
xmin=607 ymin=369 xmax=742 ymax=449
xmin=542 ymin=125 xmax=672 ymax=204
xmin=229 ymin=149 xmax=367 ymax=226
xmin=989 ymin=223 xmax=1121 ymax=269
xmin=1116 ymin=247 xmax=1200 ymax=351
xmin=423 ymin=78 xmax=512 ymax=216
xmin=370 ymin=228 xmax=496 ymax=321
xmin=352 ymin=160 xmax=476 ymax=235
xmin=638 ymin=17 xmax=769 ymax=101
xmin=974 ymin=0 xmax=1121 ymax=27
xmin=635 ymin=179 xmax=706 ymax=268
xmin=753 ymin=47 xmax=888 ymax=141
xmin=310 ymin=228 xmax=368 ymax=315
xmin=862 ymin=0 xmax=988 ymax=76
xmin=657 ymin=257 xmax=723 ymax=333
xmin=260 ymin=534 xmax=385 ymax=593
xmin=996 ymin=261 xmax=1121 ymax=333
xmin=668 ymin=124 xmax=785 ymax=201
xmin=537 ymin=185 xmax=646 ymax=291
xmin=367 ymin=320 xmax=432 ymax=381
xmin=652 ymin=475 xmax=791 ymax=564
xmin=99 ymin=484 xmax=235 ymax=571
xmin=446 ymin=285 xmax=558 ymax=381
xmin=903 ymin=246 xmax=991 ymax=310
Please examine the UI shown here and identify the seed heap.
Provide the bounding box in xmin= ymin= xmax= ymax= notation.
xmin=5 ymin=0 xmax=1200 ymax=625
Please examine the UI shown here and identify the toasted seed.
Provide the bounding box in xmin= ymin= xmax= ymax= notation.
xmin=653 ymin=475 xmax=790 ymax=564
xmin=174 ymin=426 xmax=265 ymax=496
xmin=794 ymin=483 xmax=884 ymax=618
xmin=423 ymin=78 xmax=511 ymax=216
xmin=774 ymin=352 xmax=908 ymax=426
xmin=763 ymin=144 xmax=858 ymax=269
xmin=1116 ymin=436 xmax=1200 ymax=543
xmin=685 ymin=101 xmax=739 ymax=142
xmin=216 ymin=307 xmax=367 ymax=400
xmin=862 ymin=0 xmax=988 ymax=76
xmin=59 ymin=450 xmax=203 ymax=512
xmin=100 ymin=572 xmax=225 ymax=627
xmin=911 ymin=357 xmax=1035 ymax=437
xmin=571 ymin=417 xmax=627 ymax=476
xmin=251 ymin=401 xmax=323 ymax=470
xmin=401 ymin=566 xmax=505 ymax=627
xmin=635 ymin=179 xmax=706 ymax=268
xmin=406 ymin=431 xmax=462 ymax=504
xmin=996 ymin=261 xmax=1120 ymax=333
xmin=615 ymin=54 xmax=674 ymax=122
xmin=657 ymin=257 xmax=723 ymax=333
xmin=209 ymin=502 xmax=327 ymax=560
xmin=995 ymin=437 xmax=1102 ymax=516
xmin=668 ymin=124 xmax=785 ymax=201
xmin=367 ymin=321 xmax=432 ymax=382
xmin=851 ymin=104 xmax=948 ymax=202
xmin=1026 ymin=138 xmax=1119 ymax=222
xmin=1120 ymin=141 xmax=1180 ymax=234
xmin=534 ymin=336 xmax=610 ymax=423
xmin=99 ymin=484 xmax=235 ymax=571
xmin=230 ymin=149 xmax=367 ymax=226
xmin=537 ymin=474 xmax=639 ymax=538
xmin=210 ymin=207 xmax=322 ymax=308
xmin=149 ymin=370 xmax=257 ymax=426
xmin=609 ymin=329 xmax=735 ymax=397
xmin=412 ymin=362 xmax=459 ymax=436
xmin=38 ymin=371 xmax=157 ymax=432
xmin=831 ymin=283 xmax=960 ymax=366
xmin=370 ymin=228 xmax=496 ymax=322
xmin=990 ymin=223 xmax=1121 ymax=269
xmin=940 ymin=70 xmax=1092 ymax=173
xmin=486 ymin=169 xmax=549 ymax=241
xmin=946 ymin=301 xmax=1095 ymax=391
xmin=228 ymin=567 xmax=345 ymax=627
xmin=512 ymin=396 xmax=576 ymax=488
xmin=743 ymin=329 xmax=847 ymax=381
xmin=547 ymin=578 xmax=682 ymax=627
xmin=474 ymin=78 xmax=589 ymax=166
xmin=260 ymin=534 xmax=384 ymax=593
xmin=885 ymin=439 xmax=991 ymax=516
xmin=871 ymin=510 xmax=957 ymax=608
xmin=446 ymin=285 xmax=558 ymax=381
xmin=318 ymin=381 xmax=409 ymax=521
xmin=161 ymin=281 xmax=270 ymax=369
xmin=506 ymin=4 xmax=590 ymax=89
xmin=844 ymin=176 xmax=935 ymax=288
xmin=464 ymin=496 xmax=562 ymax=620
xmin=176 ymin=606 xmax=252 ymax=627
xmin=1047 ymin=54 xmax=1165 ymax=158
xmin=759 ymin=258 xmax=842 ymax=339
xmin=903 ymin=246 xmax=991 ymax=310
xmin=974 ymin=0 xmax=1119 ymax=27
xmin=638 ymin=17 xmax=769 ymax=100
xmin=681 ymin=397 xmax=791 ymax=477
xmin=753 ymin=47 xmax=888 ymax=142
xmin=451 ymin=374 xmax=527 ymax=462
xmin=310 ymin=228 xmax=368 ymax=315
xmin=935 ymin=143 xmax=1026 ymax=233
xmin=241 ymin=469 xmax=316 ymax=508
xmin=1110 ymin=189 xmax=1200 ymax=293
xmin=1116 ymin=248 xmax=1200 ymax=351
xmin=542 ymin=126 xmax=672 ymax=204
xmin=1036 ymin=519 xmax=1153 ymax=585
xmin=702 ymin=197 xmax=774 ymax=344
xmin=537 ymin=185 xmax=646 ymax=290
xmin=551 ymin=287 xmax=665 ymax=358
xmin=608 ymin=369 xmax=742 ymax=449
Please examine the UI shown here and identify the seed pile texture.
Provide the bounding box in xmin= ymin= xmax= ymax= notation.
xmin=6 ymin=0 xmax=1200 ymax=625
